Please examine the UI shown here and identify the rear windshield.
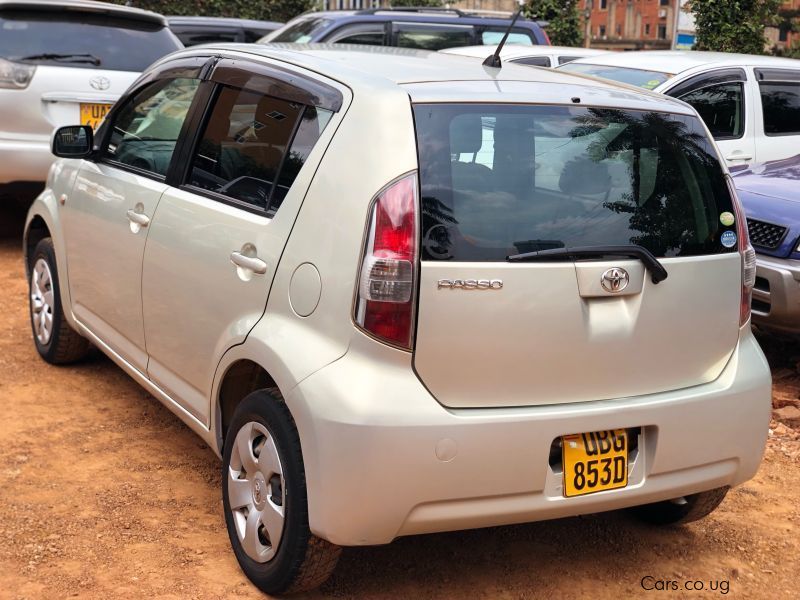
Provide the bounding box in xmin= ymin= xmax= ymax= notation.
xmin=558 ymin=63 xmax=672 ymax=90
xmin=265 ymin=17 xmax=332 ymax=43
xmin=0 ymin=10 xmax=181 ymax=71
xmin=414 ymin=104 xmax=736 ymax=261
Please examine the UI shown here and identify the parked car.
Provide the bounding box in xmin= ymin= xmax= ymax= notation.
xmin=441 ymin=43 xmax=609 ymax=67
xmin=733 ymin=155 xmax=800 ymax=334
xmin=25 ymin=43 xmax=771 ymax=595
xmin=168 ymin=16 xmax=282 ymax=47
xmin=0 ymin=0 xmax=182 ymax=199
xmin=559 ymin=51 xmax=800 ymax=168
xmin=260 ymin=8 xmax=549 ymax=49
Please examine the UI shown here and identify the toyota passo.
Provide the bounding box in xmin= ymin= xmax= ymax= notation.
xmin=24 ymin=45 xmax=772 ymax=595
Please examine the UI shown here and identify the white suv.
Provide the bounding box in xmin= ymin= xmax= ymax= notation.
xmin=24 ymin=45 xmax=772 ymax=595
xmin=0 ymin=0 xmax=181 ymax=198
xmin=559 ymin=51 xmax=800 ymax=168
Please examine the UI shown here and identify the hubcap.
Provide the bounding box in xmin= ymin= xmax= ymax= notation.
xmin=228 ymin=421 xmax=285 ymax=563
xmin=30 ymin=258 xmax=55 ymax=346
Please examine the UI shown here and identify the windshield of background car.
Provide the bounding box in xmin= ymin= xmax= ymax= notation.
xmin=557 ymin=62 xmax=673 ymax=90
xmin=264 ymin=17 xmax=332 ymax=42
xmin=0 ymin=10 xmax=181 ymax=71
xmin=413 ymin=104 xmax=737 ymax=262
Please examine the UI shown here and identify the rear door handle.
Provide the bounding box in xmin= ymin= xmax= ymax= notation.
xmin=126 ymin=209 xmax=150 ymax=227
xmin=230 ymin=251 xmax=267 ymax=275
xmin=725 ymin=154 xmax=753 ymax=162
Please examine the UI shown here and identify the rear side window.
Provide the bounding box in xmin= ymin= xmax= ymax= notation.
xmin=187 ymin=85 xmax=331 ymax=214
xmin=678 ymin=83 xmax=744 ymax=140
xmin=759 ymin=82 xmax=800 ymax=135
xmin=0 ymin=10 xmax=180 ymax=71
xmin=414 ymin=104 xmax=736 ymax=261
xmin=481 ymin=30 xmax=534 ymax=45
xmin=395 ymin=25 xmax=474 ymax=50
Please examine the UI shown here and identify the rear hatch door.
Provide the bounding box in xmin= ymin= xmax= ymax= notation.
xmin=412 ymin=102 xmax=743 ymax=408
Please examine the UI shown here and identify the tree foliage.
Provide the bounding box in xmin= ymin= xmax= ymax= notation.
xmin=114 ymin=0 xmax=315 ymax=23
xmin=689 ymin=0 xmax=781 ymax=55
xmin=524 ymin=0 xmax=584 ymax=47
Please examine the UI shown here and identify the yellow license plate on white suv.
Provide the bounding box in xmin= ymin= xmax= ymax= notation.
xmin=80 ymin=103 xmax=112 ymax=130
xmin=562 ymin=429 xmax=628 ymax=497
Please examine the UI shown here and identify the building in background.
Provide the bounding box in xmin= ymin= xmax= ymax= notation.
xmin=581 ymin=0 xmax=674 ymax=50
xmin=767 ymin=0 xmax=799 ymax=53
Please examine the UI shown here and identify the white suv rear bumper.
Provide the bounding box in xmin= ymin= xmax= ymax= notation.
xmin=0 ymin=135 xmax=52 ymax=184
xmin=289 ymin=331 xmax=771 ymax=547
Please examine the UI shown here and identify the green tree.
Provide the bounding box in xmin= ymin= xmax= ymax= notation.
xmin=524 ymin=0 xmax=584 ymax=47
xmin=689 ymin=0 xmax=781 ymax=55
xmin=115 ymin=0 xmax=316 ymax=23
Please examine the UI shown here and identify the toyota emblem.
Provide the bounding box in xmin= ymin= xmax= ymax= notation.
xmin=601 ymin=268 xmax=630 ymax=293
xmin=89 ymin=76 xmax=111 ymax=91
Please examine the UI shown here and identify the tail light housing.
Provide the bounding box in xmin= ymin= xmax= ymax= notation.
xmin=354 ymin=173 xmax=418 ymax=350
xmin=728 ymin=177 xmax=756 ymax=327
xmin=0 ymin=58 xmax=35 ymax=89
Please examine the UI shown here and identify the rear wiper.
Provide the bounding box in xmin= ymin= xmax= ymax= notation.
xmin=17 ymin=53 xmax=101 ymax=66
xmin=507 ymin=244 xmax=669 ymax=284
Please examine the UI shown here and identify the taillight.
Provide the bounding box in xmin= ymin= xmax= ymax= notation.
xmin=728 ymin=177 xmax=756 ymax=327
xmin=355 ymin=173 xmax=418 ymax=349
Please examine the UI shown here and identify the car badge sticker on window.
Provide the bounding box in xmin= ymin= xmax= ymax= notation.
xmin=721 ymin=230 xmax=737 ymax=248
xmin=720 ymin=212 xmax=735 ymax=227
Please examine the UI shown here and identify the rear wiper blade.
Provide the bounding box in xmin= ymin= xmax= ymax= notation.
xmin=507 ymin=244 xmax=669 ymax=284
xmin=17 ymin=53 xmax=101 ymax=66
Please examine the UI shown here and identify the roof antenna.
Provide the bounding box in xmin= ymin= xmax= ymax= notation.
xmin=482 ymin=2 xmax=525 ymax=69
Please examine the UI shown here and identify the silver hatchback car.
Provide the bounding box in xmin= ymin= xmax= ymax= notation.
xmin=24 ymin=45 xmax=772 ymax=595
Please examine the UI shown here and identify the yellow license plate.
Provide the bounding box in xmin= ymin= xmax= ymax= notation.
xmin=80 ymin=103 xmax=112 ymax=130
xmin=562 ymin=429 xmax=628 ymax=497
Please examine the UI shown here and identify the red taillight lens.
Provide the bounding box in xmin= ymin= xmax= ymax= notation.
xmin=355 ymin=173 xmax=418 ymax=349
xmin=729 ymin=177 xmax=756 ymax=327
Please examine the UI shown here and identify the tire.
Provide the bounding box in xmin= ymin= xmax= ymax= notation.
xmin=28 ymin=238 xmax=90 ymax=364
xmin=629 ymin=486 xmax=729 ymax=526
xmin=222 ymin=389 xmax=341 ymax=595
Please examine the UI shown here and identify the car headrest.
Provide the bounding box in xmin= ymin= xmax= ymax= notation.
xmin=449 ymin=114 xmax=483 ymax=154
xmin=559 ymin=158 xmax=612 ymax=196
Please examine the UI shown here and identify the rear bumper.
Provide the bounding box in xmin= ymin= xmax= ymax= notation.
xmin=288 ymin=331 xmax=771 ymax=547
xmin=752 ymin=254 xmax=800 ymax=334
xmin=0 ymin=136 xmax=53 ymax=185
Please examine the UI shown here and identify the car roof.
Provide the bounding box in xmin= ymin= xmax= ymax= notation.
xmin=441 ymin=44 xmax=610 ymax=60
xmin=181 ymin=44 xmax=697 ymax=115
xmin=167 ymin=16 xmax=282 ymax=28
xmin=284 ymin=9 xmax=543 ymax=28
xmin=566 ymin=50 xmax=800 ymax=76
xmin=0 ymin=0 xmax=167 ymax=26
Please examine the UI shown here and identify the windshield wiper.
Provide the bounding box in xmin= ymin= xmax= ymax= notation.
xmin=507 ymin=244 xmax=669 ymax=284
xmin=17 ymin=53 xmax=101 ymax=66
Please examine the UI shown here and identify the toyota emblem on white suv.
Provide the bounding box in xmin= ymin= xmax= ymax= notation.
xmin=89 ymin=76 xmax=110 ymax=91
xmin=601 ymin=267 xmax=630 ymax=293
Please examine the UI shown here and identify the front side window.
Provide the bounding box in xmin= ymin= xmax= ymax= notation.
xmin=264 ymin=17 xmax=331 ymax=43
xmin=760 ymin=82 xmax=800 ymax=135
xmin=104 ymin=78 xmax=199 ymax=177
xmin=396 ymin=25 xmax=474 ymax=50
xmin=513 ymin=56 xmax=551 ymax=67
xmin=327 ymin=23 xmax=385 ymax=45
xmin=414 ymin=104 xmax=736 ymax=262
xmin=188 ymin=85 xmax=331 ymax=213
xmin=678 ymin=83 xmax=744 ymax=140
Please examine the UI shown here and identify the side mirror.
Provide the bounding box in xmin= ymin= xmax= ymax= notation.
xmin=52 ymin=125 xmax=93 ymax=158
